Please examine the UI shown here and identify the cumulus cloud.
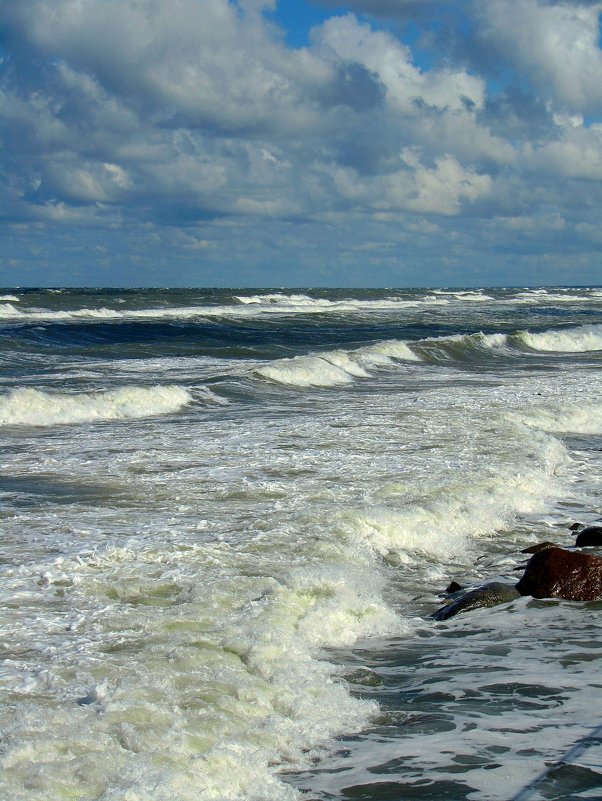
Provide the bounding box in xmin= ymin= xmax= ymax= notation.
xmin=313 ymin=14 xmax=485 ymax=113
xmin=475 ymin=0 xmax=602 ymax=114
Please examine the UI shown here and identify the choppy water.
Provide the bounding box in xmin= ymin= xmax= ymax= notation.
xmin=1 ymin=287 xmax=601 ymax=801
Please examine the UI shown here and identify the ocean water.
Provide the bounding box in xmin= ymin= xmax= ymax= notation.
xmin=0 ymin=287 xmax=601 ymax=801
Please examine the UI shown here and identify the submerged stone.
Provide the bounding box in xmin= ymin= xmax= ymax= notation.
xmin=433 ymin=582 xmax=521 ymax=621
xmin=521 ymin=541 xmax=560 ymax=554
xmin=574 ymin=526 xmax=602 ymax=548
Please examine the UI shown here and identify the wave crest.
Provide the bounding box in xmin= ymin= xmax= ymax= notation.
xmin=0 ymin=385 xmax=192 ymax=427
xmin=255 ymin=340 xmax=420 ymax=387
xmin=515 ymin=324 xmax=602 ymax=353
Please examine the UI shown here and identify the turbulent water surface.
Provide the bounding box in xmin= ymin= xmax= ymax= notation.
xmin=1 ymin=287 xmax=601 ymax=801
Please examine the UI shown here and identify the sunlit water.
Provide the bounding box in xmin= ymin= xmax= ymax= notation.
xmin=1 ymin=287 xmax=601 ymax=800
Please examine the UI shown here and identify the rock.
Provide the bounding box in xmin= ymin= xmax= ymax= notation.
xmin=445 ymin=580 xmax=464 ymax=594
xmin=521 ymin=541 xmax=559 ymax=554
xmin=574 ymin=526 xmax=602 ymax=547
xmin=569 ymin=522 xmax=584 ymax=531
xmin=516 ymin=547 xmax=602 ymax=601
xmin=432 ymin=582 xmax=521 ymax=621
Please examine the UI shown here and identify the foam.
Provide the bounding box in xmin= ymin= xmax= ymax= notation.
xmin=0 ymin=303 xmax=23 ymax=317
xmin=518 ymin=401 xmax=602 ymax=435
xmin=0 ymin=535 xmax=403 ymax=801
xmin=513 ymin=289 xmax=595 ymax=303
xmin=344 ymin=429 xmax=568 ymax=560
xmin=234 ymin=293 xmax=316 ymax=305
xmin=0 ymin=385 xmax=192 ymax=426
xmin=0 ymin=295 xmax=20 ymax=302
xmin=431 ymin=290 xmax=495 ymax=301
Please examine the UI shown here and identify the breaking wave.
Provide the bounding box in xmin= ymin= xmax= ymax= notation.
xmin=255 ymin=340 xmax=421 ymax=387
xmin=253 ymin=323 xmax=602 ymax=388
xmin=0 ymin=385 xmax=192 ymax=427
xmin=514 ymin=324 xmax=602 ymax=352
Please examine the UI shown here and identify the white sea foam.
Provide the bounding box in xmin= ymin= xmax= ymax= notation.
xmin=431 ymin=290 xmax=495 ymax=301
xmin=0 ymin=295 xmax=20 ymax=302
xmin=343 ymin=427 xmax=568 ymax=560
xmin=234 ymin=293 xmax=317 ymax=305
xmin=518 ymin=401 xmax=602 ymax=435
xmin=0 ymin=303 xmax=23 ymax=317
xmin=516 ymin=324 xmax=602 ymax=352
xmin=512 ymin=289 xmax=595 ymax=303
xmin=255 ymin=340 xmax=420 ymax=387
xmin=0 ymin=385 xmax=192 ymax=426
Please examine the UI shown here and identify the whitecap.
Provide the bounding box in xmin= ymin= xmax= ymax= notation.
xmin=255 ymin=339 xmax=420 ymax=387
xmin=0 ymin=385 xmax=192 ymax=426
xmin=516 ymin=324 xmax=602 ymax=352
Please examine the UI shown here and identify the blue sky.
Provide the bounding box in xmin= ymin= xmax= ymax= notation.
xmin=1 ymin=0 xmax=602 ymax=287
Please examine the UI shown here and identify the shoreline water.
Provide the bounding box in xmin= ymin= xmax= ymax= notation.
xmin=1 ymin=287 xmax=601 ymax=800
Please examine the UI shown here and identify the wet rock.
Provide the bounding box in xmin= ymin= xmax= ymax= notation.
xmin=516 ymin=547 xmax=602 ymax=601
xmin=574 ymin=526 xmax=602 ymax=548
xmin=432 ymin=582 xmax=521 ymax=621
xmin=521 ymin=541 xmax=559 ymax=554
xmin=445 ymin=580 xmax=464 ymax=594
xmin=569 ymin=522 xmax=585 ymax=531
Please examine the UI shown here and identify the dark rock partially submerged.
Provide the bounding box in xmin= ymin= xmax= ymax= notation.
xmin=516 ymin=547 xmax=602 ymax=601
xmin=574 ymin=526 xmax=602 ymax=548
xmin=433 ymin=582 xmax=521 ymax=621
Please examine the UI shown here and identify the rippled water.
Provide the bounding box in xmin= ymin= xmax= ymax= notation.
xmin=1 ymin=287 xmax=601 ymax=800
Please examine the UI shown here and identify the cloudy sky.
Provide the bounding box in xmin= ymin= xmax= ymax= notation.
xmin=1 ymin=0 xmax=602 ymax=287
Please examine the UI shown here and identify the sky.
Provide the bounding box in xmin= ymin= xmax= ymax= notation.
xmin=1 ymin=0 xmax=602 ymax=288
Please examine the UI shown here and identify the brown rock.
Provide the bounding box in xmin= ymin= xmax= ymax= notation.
xmin=516 ymin=547 xmax=602 ymax=601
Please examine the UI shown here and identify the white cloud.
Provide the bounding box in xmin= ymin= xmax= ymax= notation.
xmin=313 ymin=14 xmax=485 ymax=113
xmin=521 ymin=117 xmax=602 ymax=179
xmin=477 ymin=0 xmax=602 ymax=114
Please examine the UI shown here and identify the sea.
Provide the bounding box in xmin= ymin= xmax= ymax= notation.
xmin=1 ymin=287 xmax=601 ymax=801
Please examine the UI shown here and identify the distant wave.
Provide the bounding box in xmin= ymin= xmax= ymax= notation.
xmin=2 ymin=289 xmax=600 ymax=323
xmin=512 ymin=289 xmax=599 ymax=303
xmin=0 ymin=295 xmax=451 ymax=323
xmin=233 ymin=292 xmax=450 ymax=311
xmin=253 ymin=323 xmax=601 ymax=388
xmin=431 ymin=290 xmax=495 ymax=301
xmin=0 ymin=385 xmax=192 ymax=426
